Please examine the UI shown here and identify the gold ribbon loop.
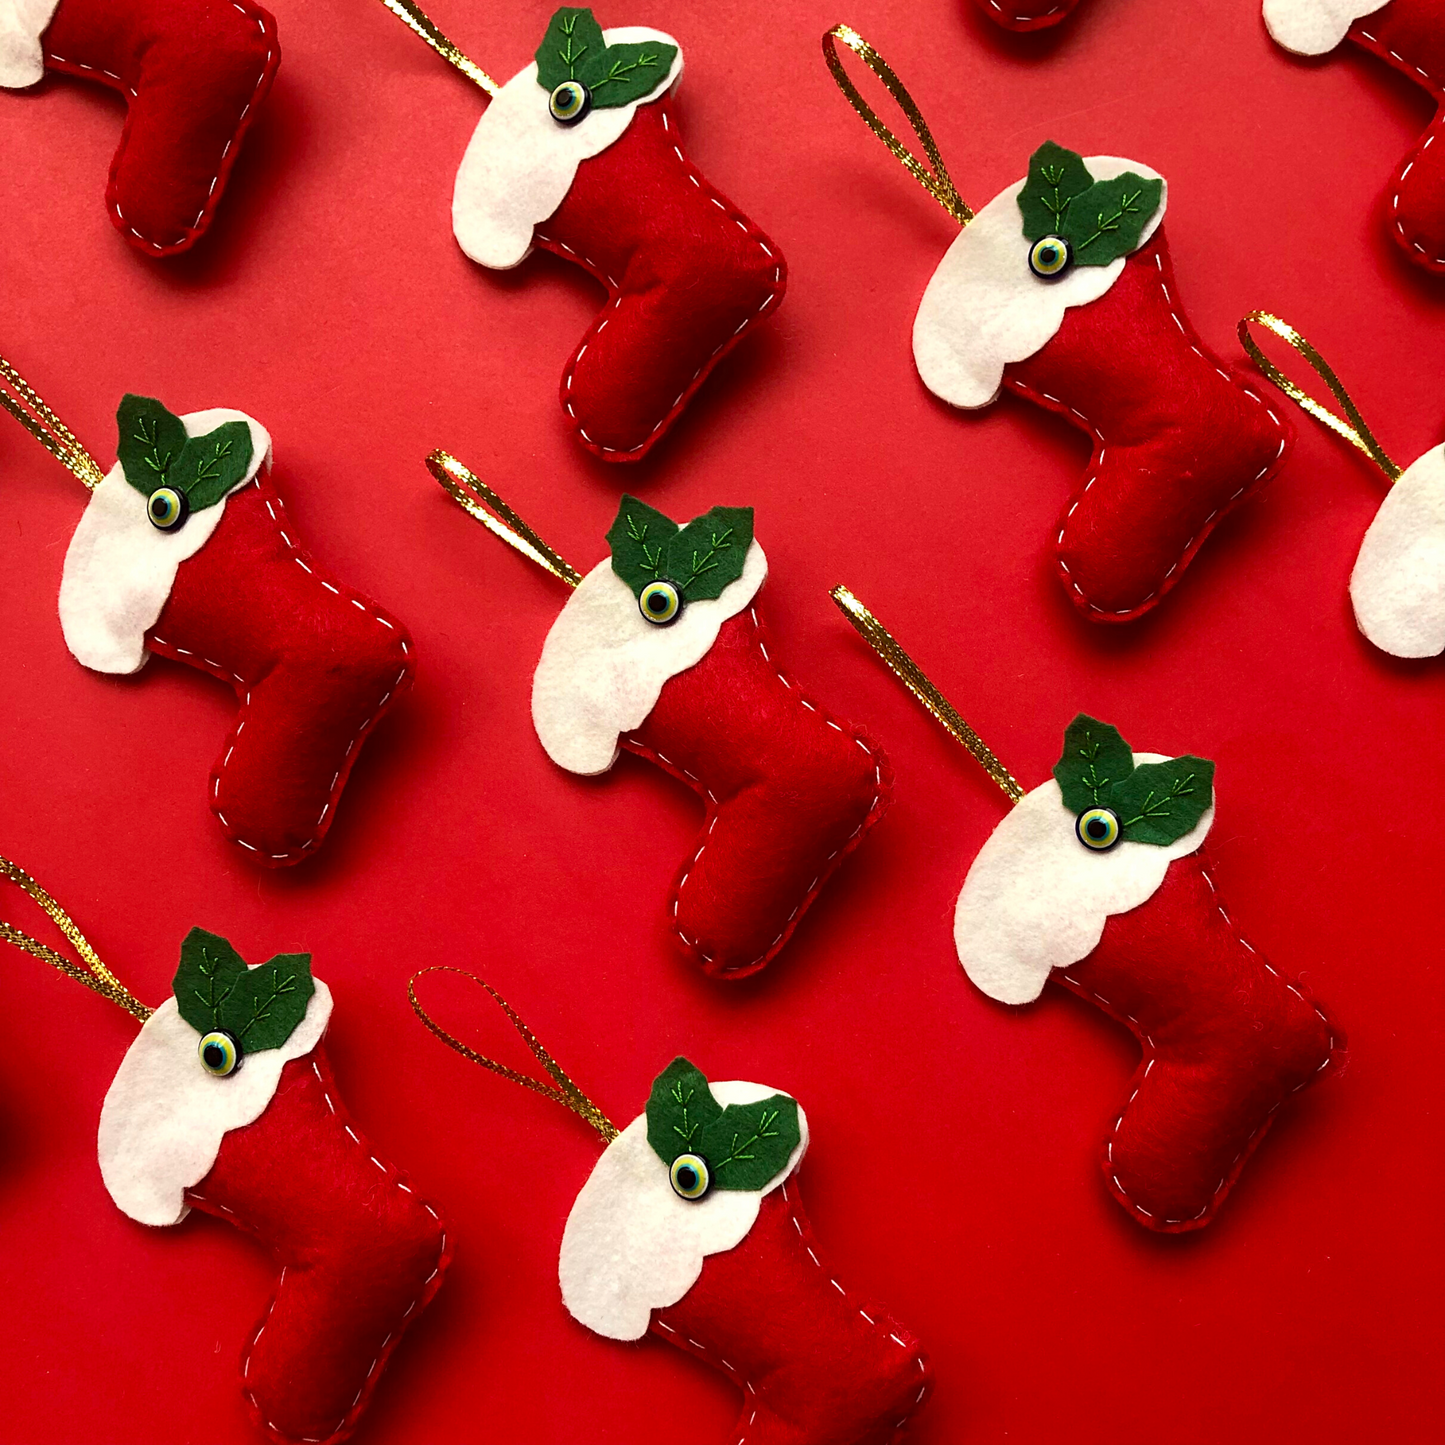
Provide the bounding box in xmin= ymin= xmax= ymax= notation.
xmin=0 ymin=357 xmax=105 ymax=491
xmin=1238 ymin=312 xmax=1401 ymax=483
xmin=822 ymin=24 xmax=973 ymax=228
xmin=831 ymin=585 xmax=1023 ymax=804
xmin=428 ymin=449 xmax=583 ymax=587
xmin=376 ymin=0 xmax=501 ymax=98
xmin=409 ymin=967 xmax=618 ymax=1143
xmin=0 ymin=857 xmax=152 ymax=1022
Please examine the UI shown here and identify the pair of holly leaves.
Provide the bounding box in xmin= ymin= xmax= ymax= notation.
xmin=608 ymin=495 xmax=754 ymax=607
xmin=116 ymin=395 xmax=253 ymax=517
xmin=536 ymin=8 xmax=676 ymax=110
xmin=173 ymin=927 xmax=314 ymax=1055
xmin=1018 ymin=141 xmax=1163 ymax=270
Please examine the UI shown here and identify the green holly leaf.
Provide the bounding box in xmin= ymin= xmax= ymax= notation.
xmin=607 ymin=494 xmax=678 ymax=594
xmin=168 ymin=420 xmax=253 ymax=512
xmin=665 ymin=506 xmax=754 ymax=602
xmin=1054 ymin=713 xmax=1136 ymax=815
xmin=536 ymin=7 xmax=606 ymax=90
xmin=1018 ymin=140 xmax=1096 ymax=244
xmin=116 ymin=394 xmax=189 ymax=497
xmin=1058 ymin=170 xmax=1164 ymax=266
xmin=1109 ymin=755 xmax=1215 ymax=846
xmin=645 ymin=1056 xmax=800 ymax=1191
xmin=172 ymin=928 xmax=315 ymax=1055
xmin=534 ymin=8 xmax=676 ymax=109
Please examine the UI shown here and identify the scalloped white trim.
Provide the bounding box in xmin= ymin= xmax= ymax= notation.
xmin=58 ymin=409 xmax=272 ymax=676
xmin=98 ymin=976 xmax=333 ymax=1227
xmin=1263 ymin=0 xmax=1389 ymax=55
xmin=954 ymin=753 xmax=1215 ymax=1005
xmin=559 ymin=1080 xmax=809 ymax=1341
xmin=1350 ymin=444 xmax=1445 ymax=658
xmin=452 ymin=26 xmax=683 ymax=270
xmin=531 ymin=540 xmax=767 ymax=775
xmin=0 ymin=0 xmax=59 ymax=88
xmin=913 ymin=157 xmax=1167 ymax=410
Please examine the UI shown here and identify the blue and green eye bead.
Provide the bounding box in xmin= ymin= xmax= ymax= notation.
xmin=669 ymin=1153 xmax=710 ymax=1200
xmin=1076 ymin=806 xmax=1121 ymax=851
xmin=1028 ymin=236 xmax=1071 ymax=280
xmin=147 ymin=486 xmax=188 ymax=531
xmin=549 ymin=80 xmax=591 ymax=125
xmin=639 ymin=579 xmax=681 ymax=626
xmin=198 ymin=1030 xmax=240 ymax=1076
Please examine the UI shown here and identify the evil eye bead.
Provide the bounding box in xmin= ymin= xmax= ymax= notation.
xmin=1028 ymin=236 xmax=1072 ymax=280
xmin=549 ymin=80 xmax=591 ymax=125
xmin=669 ymin=1153 xmax=710 ymax=1201
xmin=1076 ymin=806 xmax=1121 ymax=851
xmin=198 ymin=1030 xmax=240 ymax=1077
xmin=639 ymin=579 xmax=681 ymax=626
xmin=146 ymin=486 xmax=188 ymax=531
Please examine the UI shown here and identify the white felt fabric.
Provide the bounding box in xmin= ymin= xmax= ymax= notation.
xmin=954 ymin=753 xmax=1214 ymax=1006
xmin=58 ymin=409 xmax=272 ymax=676
xmin=1350 ymin=444 xmax=1445 ymax=658
xmin=912 ymin=158 xmax=1167 ymax=411
xmin=559 ymin=1080 xmax=809 ymax=1341
xmin=98 ymin=976 xmax=332 ymax=1227
xmin=532 ymin=540 xmax=767 ymax=775
xmin=1262 ymin=0 xmax=1389 ymax=54
xmin=452 ymin=26 xmax=683 ymax=270
xmin=0 ymin=0 xmax=59 ymax=88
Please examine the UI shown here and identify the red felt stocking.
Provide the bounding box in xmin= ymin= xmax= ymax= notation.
xmin=1005 ymin=230 xmax=1292 ymax=622
xmin=1056 ymin=853 xmax=1340 ymax=1232
xmin=187 ymin=1043 xmax=451 ymax=1445
xmin=146 ymin=476 xmax=414 ymax=865
xmin=653 ymin=1177 xmax=932 ymax=1445
xmin=624 ymin=605 xmax=891 ymax=980
xmin=969 ymin=0 xmax=1084 ymax=32
xmin=40 ymin=0 xmax=278 ymax=254
xmin=535 ymin=96 xmax=785 ymax=461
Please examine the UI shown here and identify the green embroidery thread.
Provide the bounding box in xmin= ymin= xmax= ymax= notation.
xmin=172 ymin=928 xmax=314 ymax=1054
xmin=535 ymin=8 xmax=676 ymax=110
xmin=116 ymin=396 xmax=253 ymax=514
xmin=607 ymin=496 xmax=754 ymax=605
xmin=1017 ymin=141 xmax=1163 ymax=268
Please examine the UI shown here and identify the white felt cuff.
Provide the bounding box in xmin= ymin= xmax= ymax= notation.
xmin=452 ymin=26 xmax=683 ymax=270
xmin=1262 ymin=0 xmax=1389 ymax=54
xmin=559 ymin=1080 xmax=809 ymax=1341
xmin=913 ymin=158 xmax=1167 ymax=410
xmin=954 ymin=754 xmax=1214 ymax=1005
xmin=0 ymin=0 xmax=59 ymax=89
xmin=58 ymin=409 xmax=272 ymax=676
xmin=98 ymin=977 xmax=333 ymax=1227
xmin=1350 ymin=444 xmax=1445 ymax=658
xmin=531 ymin=540 xmax=767 ymax=775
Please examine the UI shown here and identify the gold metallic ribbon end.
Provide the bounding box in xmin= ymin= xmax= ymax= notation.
xmin=377 ymin=0 xmax=500 ymax=98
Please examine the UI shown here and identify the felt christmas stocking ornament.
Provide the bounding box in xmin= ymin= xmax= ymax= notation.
xmin=1265 ymin=0 xmax=1445 ymax=274
xmin=382 ymin=2 xmax=785 ymax=462
xmin=833 ymin=591 xmax=1343 ymax=1231
xmin=0 ymin=865 xmax=451 ymax=1445
xmin=0 ymin=0 xmax=279 ymax=254
xmin=969 ymin=0 xmax=1084 ymax=33
xmin=824 ymin=30 xmax=1292 ymax=623
xmin=1241 ymin=311 xmax=1445 ymax=658
xmin=0 ymin=373 xmax=415 ymax=865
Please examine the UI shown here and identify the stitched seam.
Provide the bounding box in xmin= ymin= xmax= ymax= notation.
xmin=984 ymin=0 xmax=1066 ymax=21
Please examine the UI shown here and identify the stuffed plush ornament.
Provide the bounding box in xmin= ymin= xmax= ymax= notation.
xmin=411 ymin=971 xmax=933 ymax=1443
xmin=377 ymin=1 xmax=785 ymax=462
xmin=824 ymin=28 xmax=1293 ymax=623
xmin=1264 ymin=0 xmax=1445 ymax=274
xmin=833 ymin=590 xmax=1343 ymax=1230
xmin=969 ymin=0 xmax=1085 ymax=33
xmin=431 ymin=453 xmax=891 ymax=978
xmin=0 ymin=0 xmax=278 ymax=254
xmin=1 ymin=368 xmax=414 ymax=864
xmin=0 ymin=860 xmax=451 ymax=1445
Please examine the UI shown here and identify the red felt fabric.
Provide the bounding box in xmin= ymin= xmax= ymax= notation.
xmin=653 ymin=1173 xmax=932 ymax=1444
xmin=968 ymin=0 xmax=1083 ymax=32
xmin=145 ymin=474 xmax=415 ymax=866
xmin=534 ymin=96 xmax=786 ymax=462
xmin=1004 ymin=228 xmax=1294 ymax=624
xmin=623 ymin=602 xmax=891 ymax=980
xmin=40 ymin=0 xmax=278 ymax=256
xmin=1348 ymin=0 xmax=1445 ymax=274
xmin=1054 ymin=851 xmax=1342 ymax=1233
xmin=186 ymin=1042 xmax=451 ymax=1445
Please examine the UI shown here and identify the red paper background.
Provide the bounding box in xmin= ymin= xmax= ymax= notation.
xmin=1 ymin=1 xmax=1442 ymax=1440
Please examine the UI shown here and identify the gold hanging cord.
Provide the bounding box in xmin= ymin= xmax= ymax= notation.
xmin=0 ymin=857 xmax=152 ymax=1023
xmin=1238 ymin=312 xmax=1401 ymax=483
xmin=376 ymin=0 xmax=500 ymax=97
xmin=428 ymin=449 xmax=583 ymax=587
xmin=831 ymin=586 xmax=1023 ymax=804
xmin=0 ymin=357 xmax=104 ymax=491
xmin=821 ymin=24 xmax=973 ymax=228
xmin=409 ymin=966 xmax=618 ymax=1144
